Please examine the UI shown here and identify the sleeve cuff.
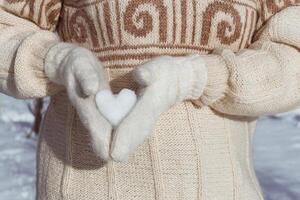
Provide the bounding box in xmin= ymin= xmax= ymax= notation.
xmin=190 ymin=53 xmax=230 ymax=108
xmin=14 ymin=30 xmax=64 ymax=98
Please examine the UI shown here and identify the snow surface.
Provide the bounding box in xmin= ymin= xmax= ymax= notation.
xmin=0 ymin=93 xmax=299 ymax=200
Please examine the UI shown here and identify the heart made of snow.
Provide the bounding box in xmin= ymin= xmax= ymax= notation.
xmin=95 ymin=89 xmax=137 ymax=127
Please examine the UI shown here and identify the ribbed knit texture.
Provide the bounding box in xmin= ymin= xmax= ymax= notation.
xmin=1 ymin=0 xmax=300 ymax=199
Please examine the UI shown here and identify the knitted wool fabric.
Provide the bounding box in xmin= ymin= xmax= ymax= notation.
xmin=1 ymin=0 xmax=300 ymax=199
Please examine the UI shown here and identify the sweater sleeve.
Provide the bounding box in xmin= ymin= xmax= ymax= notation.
xmin=0 ymin=0 xmax=63 ymax=99
xmin=192 ymin=5 xmax=300 ymax=117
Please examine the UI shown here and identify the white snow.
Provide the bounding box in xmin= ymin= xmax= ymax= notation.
xmin=0 ymin=93 xmax=299 ymax=200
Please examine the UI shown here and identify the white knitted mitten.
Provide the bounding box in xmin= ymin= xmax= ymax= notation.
xmin=110 ymin=54 xmax=208 ymax=162
xmin=45 ymin=43 xmax=112 ymax=161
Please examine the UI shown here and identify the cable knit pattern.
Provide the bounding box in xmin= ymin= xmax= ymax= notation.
xmin=0 ymin=0 xmax=300 ymax=200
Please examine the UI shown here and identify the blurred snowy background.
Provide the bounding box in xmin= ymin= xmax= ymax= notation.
xmin=0 ymin=93 xmax=299 ymax=200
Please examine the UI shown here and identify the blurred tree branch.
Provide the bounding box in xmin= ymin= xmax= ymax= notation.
xmin=27 ymin=98 xmax=44 ymax=137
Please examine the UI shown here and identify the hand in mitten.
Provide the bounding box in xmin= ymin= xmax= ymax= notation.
xmin=45 ymin=43 xmax=112 ymax=161
xmin=110 ymin=54 xmax=208 ymax=162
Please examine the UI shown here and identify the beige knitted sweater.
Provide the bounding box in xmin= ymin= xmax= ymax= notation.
xmin=1 ymin=0 xmax=300 ymax=199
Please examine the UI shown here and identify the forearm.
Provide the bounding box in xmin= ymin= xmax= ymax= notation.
xmin=0 ymin=3 xmax=63 ymax=99
xmin=192 ymin=7 xmax=300 ymax=117
xmin=193 ymin=42 xmax=300 ymax=117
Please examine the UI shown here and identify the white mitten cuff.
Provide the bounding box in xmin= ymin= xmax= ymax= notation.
xmin=177 ymin=54 xmax=208 ymax=101
xmin=44 ymin=42 xmax=78 ymax=85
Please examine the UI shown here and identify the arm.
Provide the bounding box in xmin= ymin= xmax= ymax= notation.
xmin=0 ymin=0 xmax=63 ymax=98
xmin=193 ymin=6 xmax=300 ymax=117
xmin=0 ymin=1 xmax=113 ymax=160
